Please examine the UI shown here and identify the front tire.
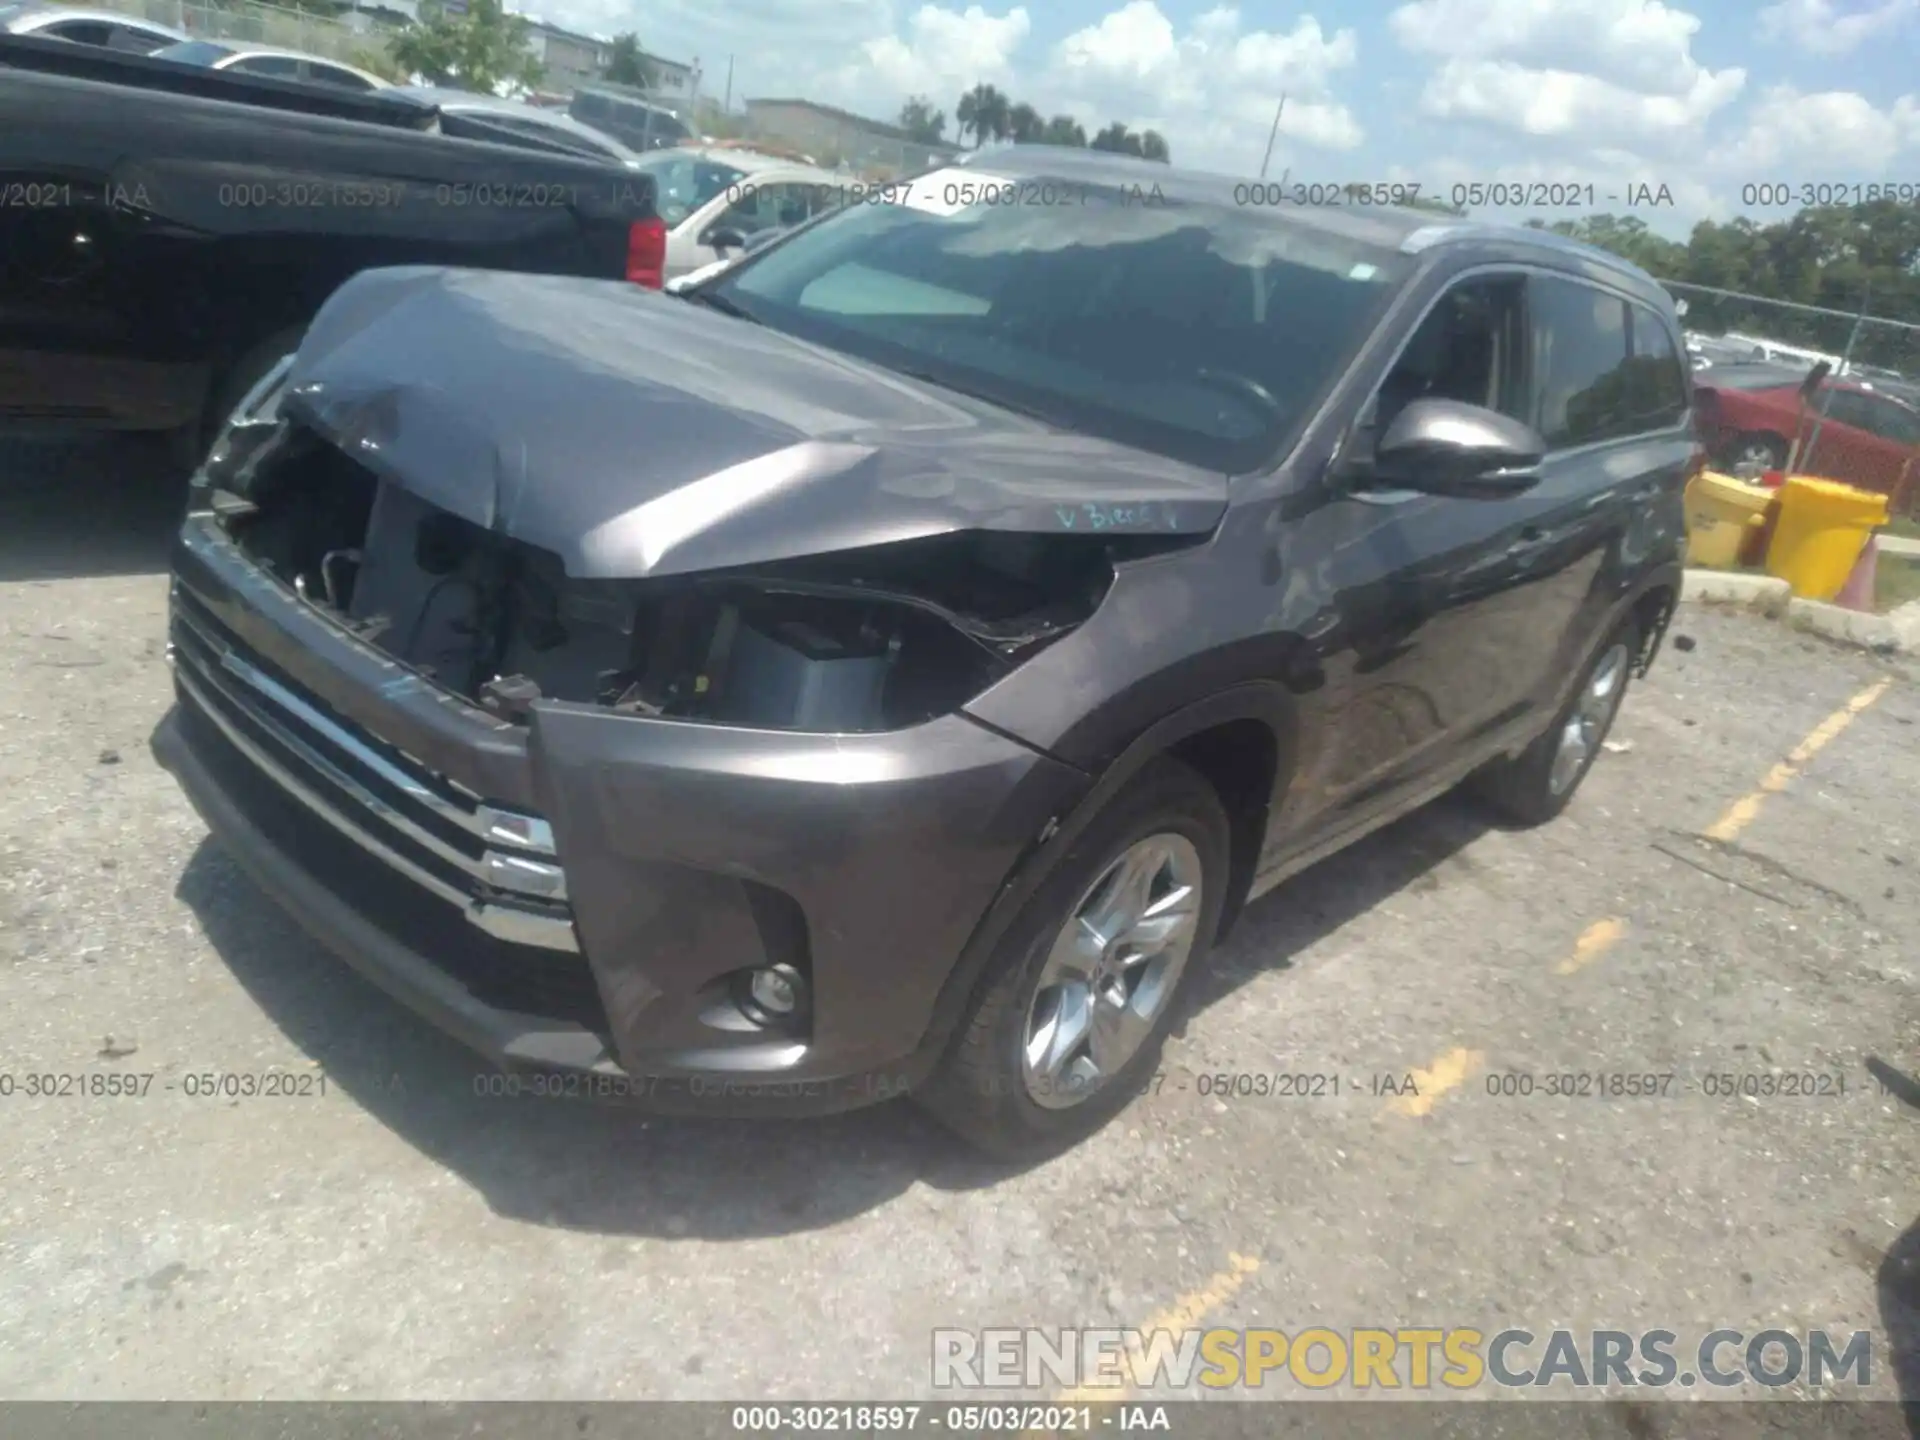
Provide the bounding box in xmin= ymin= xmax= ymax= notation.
xmin=916 ymin=757 xmax=1230 ymax=1158
xmin=1469 ymin=620 xmax=1638 ymax=827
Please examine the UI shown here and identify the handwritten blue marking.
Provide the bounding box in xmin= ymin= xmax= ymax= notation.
xmin=1055 ymin=506 xmax=1077 ymax=529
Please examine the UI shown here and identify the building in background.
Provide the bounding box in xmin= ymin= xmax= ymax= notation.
xmin=509 ymin=14 xmax=698 ymax=103
xmin=519 ymin=17 xmax=607 ymax=90
xmin=646 ymin=50 xmax=698 ymax=102
xmin=742 ymin=98 xmax=959 ymax=176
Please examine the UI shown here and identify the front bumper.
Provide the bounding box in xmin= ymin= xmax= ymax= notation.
xmin=158 ymin=517 xmax=1089 ymax=1114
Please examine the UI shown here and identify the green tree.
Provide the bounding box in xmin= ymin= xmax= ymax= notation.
xmin=1541 ymin=214 xmax=1686 ymax=277
xmin=1006 ymin=101 xmax=1044 ymax=143
xmin=1530 ymin=201 xmax=1920 ymax=374
xmin=955 ymin=83 xmax=1010 ymax=145
xmin=1089 ymin=121 xmax=1140 ymax=155
xmin=897 ymin=95 xmax=947 ymax=145
xmin=350 ymin=45 xmax=410 ymax=84
xmin=604 ymin=33 xmax=656 ymax=89
xmin=387 ymin=0 xmax=544 ymax=93
xmin=1040 ymin=114 xmax=1086 ymax=146
xmin=1139 ymin=128 xmax=1169 ymax=162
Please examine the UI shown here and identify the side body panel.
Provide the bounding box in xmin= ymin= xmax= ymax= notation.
xmin=964 ymin=241 xmax=1690 ymax=911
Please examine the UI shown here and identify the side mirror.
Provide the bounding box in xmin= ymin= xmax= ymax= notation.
xmin=1370 ymin=398 xmax=1545 ymax=499
xmin=703 ymin=225 xmax=748 ymax=253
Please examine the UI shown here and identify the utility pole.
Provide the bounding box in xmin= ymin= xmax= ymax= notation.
xmin=1259 ymin=93 xmax=1286 ymax=180
xmin=723 ymin=54 xmax=733 ymax=112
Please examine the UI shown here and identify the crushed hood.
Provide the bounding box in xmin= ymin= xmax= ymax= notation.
xmin=282 ymin=267 xmax=1231 ymax=579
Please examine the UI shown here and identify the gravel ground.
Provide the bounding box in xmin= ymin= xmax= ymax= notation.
xmin=1 ymin=436 xmax=1916 ymax=1421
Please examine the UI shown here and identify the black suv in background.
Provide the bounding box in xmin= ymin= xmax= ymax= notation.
xmin=153 ymin=148 xmax=1692 ymax=1156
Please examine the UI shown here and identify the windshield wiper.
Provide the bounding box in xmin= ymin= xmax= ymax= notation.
xmin=681 ymin=287 xmax=761 ymax=324
xmin=884 ymin=366 xmax=1059 ymax=426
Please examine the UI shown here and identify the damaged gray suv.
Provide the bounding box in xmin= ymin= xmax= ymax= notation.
xmin=154 ymin=147 xmax=1690 ymax=1155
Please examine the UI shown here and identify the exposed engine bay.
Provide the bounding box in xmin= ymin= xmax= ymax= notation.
xmin=208 ymin=422 xmax=1150 ymax=732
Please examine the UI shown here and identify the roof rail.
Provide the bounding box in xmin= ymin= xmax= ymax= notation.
xmin=1398 ymin=220 xmax=1657 ymax=286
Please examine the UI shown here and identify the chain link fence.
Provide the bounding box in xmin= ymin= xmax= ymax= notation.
xmin=85 ymin=0 xmax=387 ymax=65
xmin=1669 ymin=280 xmax=1920 ymax=518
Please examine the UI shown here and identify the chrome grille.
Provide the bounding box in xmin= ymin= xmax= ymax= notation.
xmin=167 ymin=594 xmax=579 ymax=954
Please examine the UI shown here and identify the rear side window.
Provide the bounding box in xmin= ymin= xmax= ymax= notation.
xmin=305 ymin=62 xmax=376 ymax=90
xmin=1528 ymin=275 xmax=1635 ymax=448
xmin=43 ymin=19 xmax=113 ymax=42
xmin=232 ymin=54 xmax=301 ymax=78
xmin=1624 ymin=302 xmax=1689 ymax=430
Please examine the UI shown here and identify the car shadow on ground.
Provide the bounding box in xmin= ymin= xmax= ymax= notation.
xmin=1865 ymin=1058 xmax=1920 ymax=1437
xmin=0 ymin=431 xmax=187 ymax=582
xmin=1185 ymin=792 xmax=1491 ymax=1019
xmin=171 ymin=779 xmax=1489 ymax=1242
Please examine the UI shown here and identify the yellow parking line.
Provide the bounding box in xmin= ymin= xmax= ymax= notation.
xmin=1384 ymin=1046 xmax=1485 ymax=1118
xmin=1704 ymin=677 xmax=1893 ymax=843
xmin=1558 ymin=917 xmax=1627 ymax=976
xmin=1050 ymin=1253 xmax=1261 ymax=1405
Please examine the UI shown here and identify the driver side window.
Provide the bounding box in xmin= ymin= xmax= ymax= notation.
xmin=714 ymin=182 xmax=812 ymax=238
xmin=1364 ymin=274 xmax=1528 ymax=448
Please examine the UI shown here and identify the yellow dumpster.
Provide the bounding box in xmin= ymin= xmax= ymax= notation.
xmin=1684 ymin=470 xmax=1773 ymax=569
xmin=1764 ymin=476 xmax=1889 ymax=601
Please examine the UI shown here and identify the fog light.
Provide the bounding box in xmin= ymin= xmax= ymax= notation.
xmin=747 ymin=964 xmax=804 ymax=1019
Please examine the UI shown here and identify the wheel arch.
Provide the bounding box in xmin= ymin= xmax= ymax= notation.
xmin=910 ymin=685 xmax=1298 ymax=1079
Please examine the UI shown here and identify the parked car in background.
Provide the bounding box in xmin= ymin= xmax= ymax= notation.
xmin=1 ymin=34 xmax=661 ymax=457
xmin=568 ymin=85 xmax=691 ymax=151
xmin=386 ymin=85 xmax=640 ymax=165
xmin=1683 ymin=331 xmax=1765 ymax=372
xmin=152 ymin=148 xmax=1688 ymax=1157
xmin=1694 ymin=364 xmax=1920 ymax=491
xmin=0 ymin=1 xmax=184 ymax=51
xmin=150 ymin=38 xmax=387 ymax=90
xmin=632 ymin=146 xmax=843 ymax=281
xmin=702 ymin=136 xmax=819 ymax=166
xmin=1719 ymin=330 xmax=1845 ymax=371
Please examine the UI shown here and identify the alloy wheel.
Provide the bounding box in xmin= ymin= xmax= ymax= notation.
xmin=1021 ymin=832 xmax=1204 ymax=1109
xmin=1549 ymin=642 xmax=1630 ymax=797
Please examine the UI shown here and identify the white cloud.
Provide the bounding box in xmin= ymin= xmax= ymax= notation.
xmin=849 ymin=5 xmax=1031 ymax=100
xmin=1043 ymin=4 xmax=1364 ymax=163
xmin=1391 ymin=0 xmax=1712 ymax=92
xmin=1716 ymin=87 xmax=1920 ymax=173
xmin=1388 ymin=0 xmax=1744 ymax=143
xmin=532 ymin=0 xmax=1362 ymax=173
xmin=1757 ymin=0 xmax=1920 ymax=55
xmin=1417 ymin=59 xmax=1745 ymax=142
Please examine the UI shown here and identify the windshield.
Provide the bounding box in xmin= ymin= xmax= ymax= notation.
xmin=707 ymin=172 xmax=1411 ymax=472
xmin=151 ymin=39 xmax=233 ymax=64
xmin=636 ymin=153 xmax=749 ymax=227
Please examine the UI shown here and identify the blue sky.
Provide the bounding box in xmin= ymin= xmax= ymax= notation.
xmin=539 ymin=0 xmax=1920 ymax=235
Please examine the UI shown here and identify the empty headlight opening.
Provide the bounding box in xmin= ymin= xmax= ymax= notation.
xmin=207 ymin=427 xmax=1163 ymax=734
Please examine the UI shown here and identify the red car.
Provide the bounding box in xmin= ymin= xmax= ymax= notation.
xmin=1694 ymin=365 xmax=1920 ymax=501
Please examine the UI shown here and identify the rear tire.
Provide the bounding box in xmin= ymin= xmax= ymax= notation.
xmin=1469 ymin=619 xmax=1638 ymax=827
xmin=916 ymin=757 xmax=1230 ymax=1159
